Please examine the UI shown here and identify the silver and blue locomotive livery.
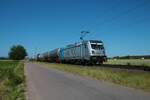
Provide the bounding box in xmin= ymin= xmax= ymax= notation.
xmin=59 ymin=40 xmax=107 ymax=64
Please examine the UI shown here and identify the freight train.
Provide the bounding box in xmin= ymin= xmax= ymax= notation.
xmin=37 ymin=40 xmax=107 ymax=65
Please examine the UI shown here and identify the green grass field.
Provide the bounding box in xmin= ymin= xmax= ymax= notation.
xmin=0 ymin=61 xmax=25 ymax=100
xmin=104 ymin=59 xmax=150 ymax=67
xmin=39 ymin=62 xmax=150 ymax=92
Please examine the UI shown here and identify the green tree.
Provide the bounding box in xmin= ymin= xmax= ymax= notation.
xmin=8 ymin=45 xmax=27 ymax=60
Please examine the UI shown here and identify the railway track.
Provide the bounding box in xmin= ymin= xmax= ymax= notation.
xmin=65 ymin=63 xmax=150 ymax=72
xmin=96 ymin=64 xmax=150 ymax=72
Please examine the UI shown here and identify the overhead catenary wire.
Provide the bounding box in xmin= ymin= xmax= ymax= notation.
xmin=96 ymin=15 xmax=150 ymax=35
xmin=80 ymin=0 xmax=123 ymax=30
xmin=80 ymin=0 xmax=150 ymax=33
xmin=79 ymin=0 xmax=124 ymax=39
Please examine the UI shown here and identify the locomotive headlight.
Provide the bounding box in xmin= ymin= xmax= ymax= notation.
xmin=92 ymin=51 xmax=95 ymax=54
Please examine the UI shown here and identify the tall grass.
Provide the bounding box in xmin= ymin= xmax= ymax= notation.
xmin=0 ymin=61 xmax=25 ymax=100
xmin=105 ymin=59 xmax=150 ymax=67
xmin=40 ymin=63 xmax=150 ymax=92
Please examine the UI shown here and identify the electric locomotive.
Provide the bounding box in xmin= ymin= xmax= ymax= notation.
xmin=59 ymin=40 xmax=107 ymax=64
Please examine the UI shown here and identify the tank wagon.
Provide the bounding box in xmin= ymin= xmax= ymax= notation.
xmin=37 ymin=40 xmax=107 ymax=64
xmin=37 ymin=49 xmax=60 ymax=63
xmin=49 ymin=48 xmax=60 ymax=63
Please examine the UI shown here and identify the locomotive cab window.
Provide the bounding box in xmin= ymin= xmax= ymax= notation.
xmin=91 ymin=44 xmax=104 ymax=50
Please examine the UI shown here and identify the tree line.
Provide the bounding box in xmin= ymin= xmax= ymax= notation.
xmin=112 ymin=55 xmax=150 ymax=59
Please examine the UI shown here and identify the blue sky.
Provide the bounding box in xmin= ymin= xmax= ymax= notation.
xmin=0 ymin=0 xmax=150 ymax=57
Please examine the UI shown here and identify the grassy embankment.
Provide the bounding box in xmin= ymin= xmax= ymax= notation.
xmin=40 ymin=62 xmax=150 ymax=92
xmin=0 ymin=61 xmax=25 ymax=100
xmin=104 ymin=59 xmax=150 ymax=67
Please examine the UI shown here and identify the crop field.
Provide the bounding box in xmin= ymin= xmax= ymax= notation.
xmin=39 ymin=62 xmax=150 ymax=92
xmin=0 ymin=60 xmax=25 ymax=100
xmin=104 ymin=59 xmax=150 ymax=67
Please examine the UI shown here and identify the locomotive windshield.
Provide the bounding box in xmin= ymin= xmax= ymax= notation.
xmin=91 ymin=44 xmax=104 ymax=50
